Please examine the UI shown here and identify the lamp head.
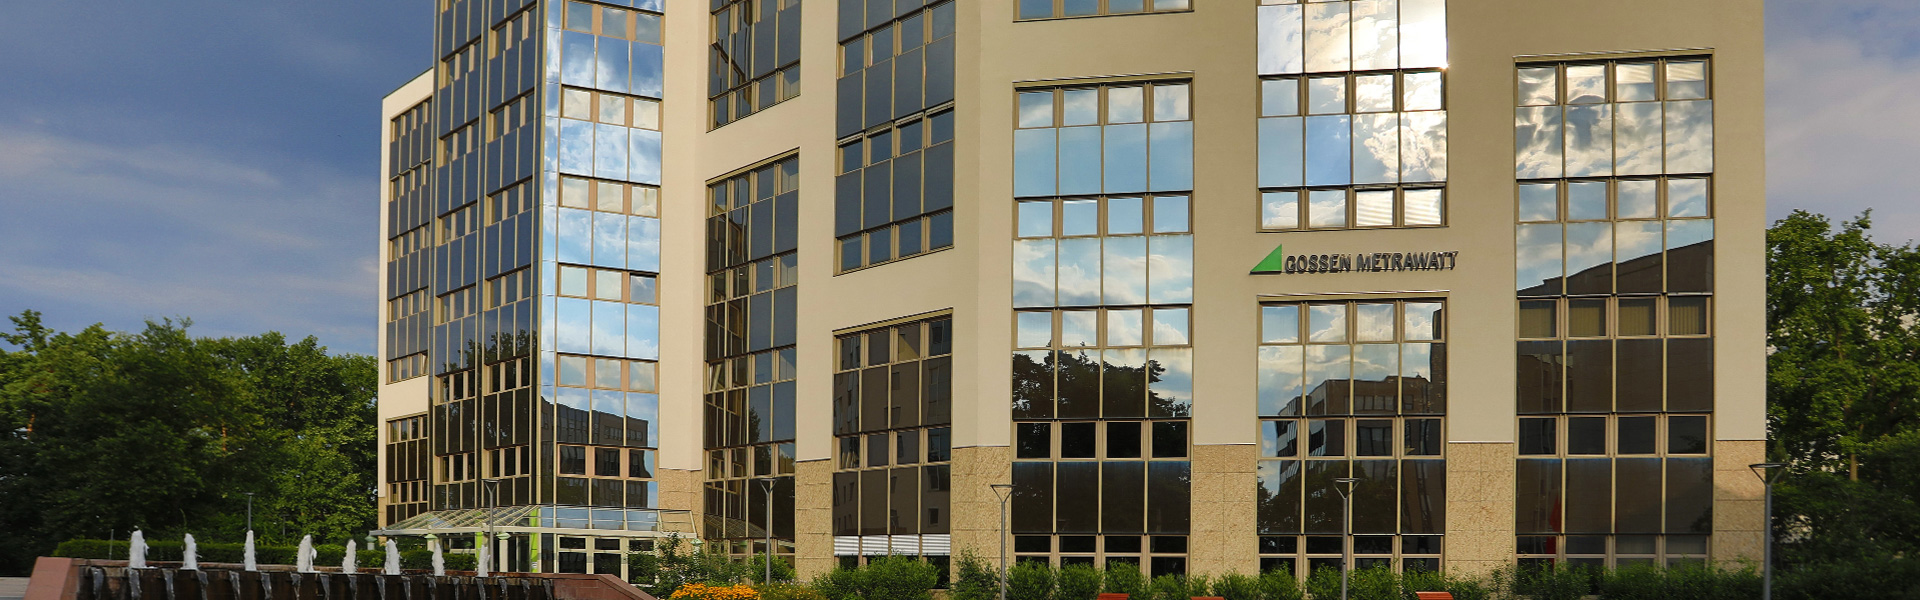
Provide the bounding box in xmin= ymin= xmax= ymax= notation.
xmin=1750 ymin=462 xmax=1788 ymax=484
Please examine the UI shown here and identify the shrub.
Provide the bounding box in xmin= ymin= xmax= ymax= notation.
xmin=1143 ymin=575 xmax=1191 ymax=600
xmin=1510 ymin=564 xmax=1592 ymax=600
xmin=951 ymin=551 xmax=1000 ymax=600
xmin=671 ymin=583 xmax=760 ymax=600
xmin=810 ymin=568 xmax=864 ymax=600
xmin=867 ymin=557 xmax=940 ymax=600
xmin=756 ymin=583 xmax=825 ymax=600
xmin=1255 ymin=570 xmax=1301 ymax=600
xmin=1346 ymin=566 xmax=1398 ymax=600
xmin=746 ymin=554 xmax=799 ymax=584
xmin=1211 ymin=573 xmax=1257 ymax=600
xmin=1102 ymin=562 xmax=1143 ymax=596
xmin=1303 ymin=567 xmax=1340 ymax=600
xmin=1007 ymin=561 xmax=1055 ymax=600
xmin=1055 ymin=565 xmax=1103 ymax=600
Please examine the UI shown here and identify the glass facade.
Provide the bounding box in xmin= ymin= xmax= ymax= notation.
xmin=1011 ymin=80 xmax=1195 ymax=576
xmin=703 ymin=157 xmax=801 ymax=562
xmin=835 ymin=0 xmax=958 ymax=272
xmin=1513 ymin=58 xmax=1715 ymax=568
xmin=1017 ymin=0 xmax=1192 ymax=20
xmin=1256 ymin=0 xmax=1448 ymax=232
xmin=1254 ymin=301 xmax=1447 ymax=574
xmin=711 ymin=0 xmax=802 ymax=127
xmin=831 ymin=317 xmax=955 ymax=565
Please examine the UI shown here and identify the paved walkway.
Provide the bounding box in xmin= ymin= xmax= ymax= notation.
xmin=0 ymin=576 xmax=29 ymax=600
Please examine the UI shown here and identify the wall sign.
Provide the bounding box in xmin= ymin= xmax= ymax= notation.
xmin=1251 ymin=244 xmax=1459 ymax=275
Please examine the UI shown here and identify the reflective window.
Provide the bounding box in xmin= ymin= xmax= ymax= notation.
xmin=1259 ymin=70 xmax=1447 ymax=230
xmin=1516 ymin=58 xmax=1715 ymax=179
xmin=711 ymin=0 xmax=801 ymax=127
xmin=832 ymin=317 xmax=954 ymax=550
xmin=703 ymin=154 xmax=800 ymax=558
xmin=838 ymin=1 xmax=956 ymax=138
xmin=1017 ymin=0 xmax=1191 ymax=20
xmin=1015 ymin=82 xmax=1194 ymax=198
xmin=837 ymin=110 xmax=957 ymax=272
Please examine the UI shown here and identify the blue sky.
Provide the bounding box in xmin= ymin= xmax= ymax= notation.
xmin=0 ymin=0 xmax=1913 ymax=356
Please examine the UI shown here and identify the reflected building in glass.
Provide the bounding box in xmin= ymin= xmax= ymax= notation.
xmin=376 ymin=0 xmax=1765 ymax=582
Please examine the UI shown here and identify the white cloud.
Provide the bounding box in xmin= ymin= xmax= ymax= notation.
xmin=1767 ymin=0 xmax=1920 ymax=242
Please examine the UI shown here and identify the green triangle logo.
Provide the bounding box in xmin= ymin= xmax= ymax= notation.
xmin=1252 ymin=244 xmax=1286 ymax=274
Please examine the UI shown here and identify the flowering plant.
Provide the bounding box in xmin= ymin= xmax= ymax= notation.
xmin=669 ymin=583 xmax=760 ymax=600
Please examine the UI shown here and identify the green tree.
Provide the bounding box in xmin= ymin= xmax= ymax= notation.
xmin=0 ymin=312 xmax=378 ymax=575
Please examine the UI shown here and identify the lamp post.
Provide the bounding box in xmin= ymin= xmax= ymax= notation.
xmin=1332 ymin=478 xmax=1360 ymax=600
xmin=756 ymin=477 xmax=778 ymax=584
xmin=483 ymin=478 xmax=501 ymax=575
xmin=989 ymin=484 xmax=1015 ymax=600
xmin=1750 ymin=463 xmax=1786 ymax=600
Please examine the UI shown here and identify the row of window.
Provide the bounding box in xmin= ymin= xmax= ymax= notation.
xmin=559 ymin=445 xmax=657 ymax=479
xmin=1015 ymin=306 xmax=1191 ymax=350
xmin=1520 ymin=178 xmax=1710 ymax=223
xmin=1012 ymin=233 xmax=1195 ymax=308
xmin=1256 ymin=0 xmax=1447 ymax=75
xmin=1519 ymin=60 xmax=1710 ymax=107
xmin=556 ymin=354 xmax=659 ymax=393
xmin=562 ymin=87 xmax=663 ymax=131
xmin=562 ymin=0 xmax=664 ymax=43
xmin=836 ymin=109 xmax=957 ymax=271
xmin=485 ymin=268 xmax=533 ymax=309
xmin=557 ymin=265 xmax=658 ymax=304
xmin=836 ymin=1 xmax=955 ymax=138
xmin=489 ymin=93 xmax=537 ymax=142
xmin=1015 ymin=420 xmax=1191 ymax=460
xmin=1258 ymin=536 xmax=1443 ymax=576
xmin=711 ymin=0 xmax=802 ymax=127
xmin=1519 ymin=296 xmax=1710 ymax=339
xmin=1520 ymin=414 xmax=1711 ymax=457
xmin=1017 ymin=0 xmax=1190 ymax=20
xmin=487 ymin=178 xmax=536 ymax=225
xmin=1263 ymin=71 xmax=1444 ymax=117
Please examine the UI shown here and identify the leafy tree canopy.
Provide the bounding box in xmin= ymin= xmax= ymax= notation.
xmin=0 ymin=311 xmax=377 ymax=575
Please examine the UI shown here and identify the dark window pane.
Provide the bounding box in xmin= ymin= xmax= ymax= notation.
xmin=838 ymin=0 xmax=864 ymax=40
xmin=1517 ymin=341 xmax=1564 ymax=413
xmin=1263 ymin=420 xmax=1299 ymax=458
xmin=897 ymin=429 xmax=920 ymax=464
xmin=1307 ymin=419 xmax=1344 ymax=457
xmin=866 ymin=432 xmax=889 ymax=467
xmin=1146 ymin=461 xmax=1191 ymax=534
xmin=1102 ymin=461 xmax=1146 ymax=533
xmin=926 ymin=37 xmax=955 ymax=106
xmin=1152 ymin=421 xmax=1188 ymax=458
xmin=863 ymin=161 xmax=892 ymax=228
xmin=1016 ymin=422 xmax=1052 ymax=459
xmin=1355 ymin=420 xmax=1393 ymax=456
xmin=1667 ymin=338 xmax=1713 ymax=411
xmin=1257 ymin=460 xmax=1301 ymax=534
xmin=1565 ymin=340 xmax=1613 ymax=412
xmin=927 ymin=426 xmax=952 ymax=461
xmin=922 ymin=464 xmax=951 ymax=533
xmin=1097 ymin=349 xmax=1144 ymax=418
xmin=861 ymin=367 xmax=889 ymax=432
xmin=1303 ymin=461 xmax=1347 ymax=534
xmin=1516 ymin=458 xmax=1562 ymax=534
xmin=1668 ymin=416 xmax=1708 ymax=454
xmin=1615 ymin=338 xmax=1664 ymax=412
xmin=837 ymin=74 xmax=864 ymax=139
xmin=1012 ymin=351 xmax=1055 ymax=419
xmin=1057 ymin=462 xmax=1100 ymax=533
xmin=891 ymin=467 xmax=920 ymax=534
xmin=1618 ymin=416 xmax=1656 ymax=454
xmin=1014 ymin=536 xmax=1050 ymax=553
xmin=1568 ymin=417 xmax=1606 ymax=455
xmin=834 ymin=372 xmax=860 ymax=434
xmin=891 ymin=362 xmax=921 ymax=428
xmin=1352 ymin=460 xmax=1397 ymax=534
xmin=1614 ymin=457 xmax=1662 ymax=533
xmin=1062 ymin=349 xmax=1104 ymax=418
xmin=865 ymin=59 xmax=893 ymax=128
xmin=833 ymin=472 xmax=859 ymax=536
xmin=595 ymin=447 xmax=620 ymax=477
xmin=1564 ymin=458 xmax=1612 ymax=533
xmin=1011 ymin=462 xmax=1055 ymax=533
xmin=1108 ymin=422 xmax=1143 ymax=458
xmin=861 ymin=469 xmax=889 ymax=535
xmin=1666 ymin=457 xmax=1714 ymax=534
xmin=1061 ymin=422 xmax=1097 ymax=458
xmin=1400 ymin=461 xmax=1444 ymax=534
xmin=924 ymin=141 xmax=955 ymax=211
xmin=1519 ymin=417 xmax=1556 ymax=455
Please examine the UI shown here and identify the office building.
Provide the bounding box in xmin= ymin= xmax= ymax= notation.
xmin=376 ymin=0 xmax=1766 ymax=579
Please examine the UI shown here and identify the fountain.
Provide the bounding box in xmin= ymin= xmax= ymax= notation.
xmin=476 ymin=544 xmax=490 ymax=578
xmin=295 ymin=535 xmax=315 ymax=573
xmin=242 ymin=532 xmax=257 ymax=572
xmin=128 ymin=531 xmax=148 ymax=570
xmin=183 ymin=534 xmax=199 ymax=571
xmin=343 ymin=540 xmax=358 ymax=574
xmin=384 ymin=540 xmax=401 ymax=576
xmin=428 ymin=539 xmax=444 ymax=577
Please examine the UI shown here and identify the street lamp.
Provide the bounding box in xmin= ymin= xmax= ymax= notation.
xmin=1332 ymin=478 xmax=1360 ymax=600
xmin=755 ymin=477 xmax=778 ymax=584
xmin=484 ymin=478 xmax=502 ymax=575
xmin=1750 ymin=463 xmax=1787 ymax=600
xmin=989 ymin=484 xmax=1015 ymax=600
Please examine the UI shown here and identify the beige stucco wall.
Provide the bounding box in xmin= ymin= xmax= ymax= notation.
xmin=376 ymin=70 xmax=436 ymax=527
xmin=1446 ymin=442 xmax=1516 ymax=576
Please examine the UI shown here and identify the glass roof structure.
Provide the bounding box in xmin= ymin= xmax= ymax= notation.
xmin=374 ymin=506 xmax=697 ymax=538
